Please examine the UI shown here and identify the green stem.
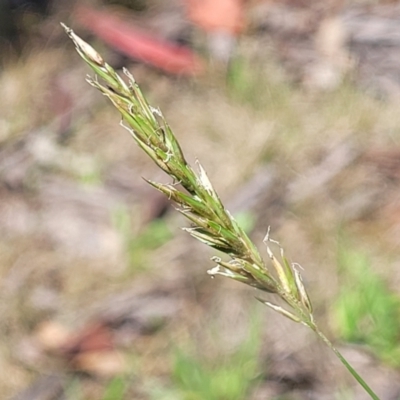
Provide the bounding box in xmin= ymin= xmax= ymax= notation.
xmin=313 ymin=327 xmax=380 ymax=400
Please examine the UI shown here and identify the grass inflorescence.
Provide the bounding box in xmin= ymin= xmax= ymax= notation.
xmin=63 ymin=24 xmax=380 ymax=399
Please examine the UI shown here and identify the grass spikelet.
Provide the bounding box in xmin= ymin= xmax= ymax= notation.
xmin=63 ymin=24 xmax=380 ymax=400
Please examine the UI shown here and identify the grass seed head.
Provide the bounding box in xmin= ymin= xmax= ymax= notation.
xmin=64 ymin=26 xmax=382 ymax=399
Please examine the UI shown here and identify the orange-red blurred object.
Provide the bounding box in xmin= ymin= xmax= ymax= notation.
xmin=185 ymin=0 xmax=245 ymax=34
xmin=60 ymin=322 xmax=114 ymax=356
xmin=74 ymin=5 xmax=204 ymax=75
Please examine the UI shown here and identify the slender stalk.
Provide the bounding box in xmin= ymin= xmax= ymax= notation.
xmin=312 ymin=327 xmax=380 ymax=400
xmin=62 ymin=24 xmax=380 ymax=399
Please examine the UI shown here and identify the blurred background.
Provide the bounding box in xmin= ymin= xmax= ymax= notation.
xmin=1 ymin=0 xmax=400 ymax=399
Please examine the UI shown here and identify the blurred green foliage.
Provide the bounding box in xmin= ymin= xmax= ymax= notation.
xmin=171 ymin=314 xmax=262 ymax=399
xmin=112 ymin=205 xmax=173 ymax=271
xmin=148 ymin=309 xmax=263 ymax=400
xmin=101 ymin=377 xmax=127 ymax=400
xmin=333 ymin=244 xmax=400 ymax=366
